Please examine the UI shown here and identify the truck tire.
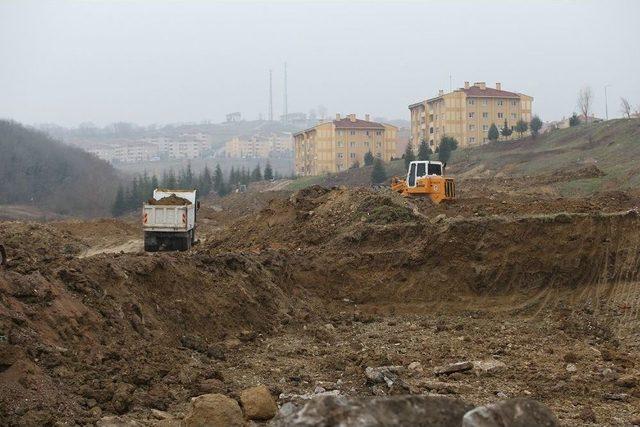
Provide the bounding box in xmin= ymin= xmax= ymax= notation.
xmin=144 ymin=233 xmax=159 ymax=252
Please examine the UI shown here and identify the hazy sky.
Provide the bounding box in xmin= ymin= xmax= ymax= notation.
xmin=1 ymin=0 xmax=639 ymax=127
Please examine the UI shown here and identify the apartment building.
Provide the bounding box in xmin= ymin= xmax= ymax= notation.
xmin=223 ymin=133 xmax=293 ymax=158
xmin=87 ymin=141 xmax=159 ymax=163
xmin=409 ymin=82 xmax=533 ymax=148
xmin=293 ymin=114 xmax=397 ymax=176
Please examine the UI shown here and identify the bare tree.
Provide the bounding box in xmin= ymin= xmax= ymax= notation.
xmin=620 ymin=97 xmax=632 ymax=118
xmin=577 ymin=86 xmax=593 ymax=123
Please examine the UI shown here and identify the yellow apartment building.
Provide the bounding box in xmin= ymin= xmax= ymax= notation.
xmin=409 ymin=82 xmax=533 ymax=149
xmin=294 ymin=114 xmax=397 ymax=176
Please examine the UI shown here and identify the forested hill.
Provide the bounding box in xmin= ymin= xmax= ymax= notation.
xmin=0 ymin=120 xmax=121 ymax=217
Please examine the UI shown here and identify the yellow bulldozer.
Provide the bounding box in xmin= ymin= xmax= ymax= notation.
xmin=391 ymin=160 xmax=456 ymax=203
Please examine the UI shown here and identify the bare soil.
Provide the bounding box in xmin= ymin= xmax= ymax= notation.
xmin=1 ymin=167 xmax=640 ymax=426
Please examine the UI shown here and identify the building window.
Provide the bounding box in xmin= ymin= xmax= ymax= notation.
xmin=498 ymin=112 xmax=504 ymax=118
xmin=337 ymin=141 xmax=344 ymax=148
xmin=468 ymin=137 xmax=475 ymax=143
xmin=350 ymin=130 xmax=355 ymax=135
xmin=482 ymin=99 xmax=488 ymax=106
xmin=376 ymin=152 xmax=382 ymax=158
xmin=482 ymin=112 xmax=489 ymax=118
xmin=364 ymin=141 xmax=370 ymax=147
xmin=483 ymin=125 xmax=488 ymax=131
xmin=350 ymin=141 xmax=356 ymax=148
xmin=375 ymin=142 xmax=382 ymax=148
xmin=429 ymin=127 xmax=434 ymax=134
xmin=376 ymin=131 xmax=382 ymax=136
xmin=468 ymin=99 xmax=475 ymax=105
xmin=511 ymin=100 xmax=518 ymax=106
xmin=511 ymin=113 xmax=517 ymax=119
xmin=337 ymin=153 xmax=344 ymax=158
xmin=469 ymin=124 xmax=475 ymax=130
xmin=497 ymin=100 xmax=504 ymax=106
xmin=468 ymin=112 xmax=475 ymax=118
xmin=350 ymin=153 xmax=356 ymax=159
xmin=365 ymin=131 xmax=370 ymax=136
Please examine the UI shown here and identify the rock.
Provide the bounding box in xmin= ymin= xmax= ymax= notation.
xmin=270 ymin=394 xmax=473 ymax=427
xmin=432 ymin=214 xmax=447 ymax=224
xmin=462 ymin=398 xmax=559 ymax=427
xmin=615 ymin=375 xmax=637 ymax=388
xmin=603 ymin=392 xmax=629 ymax=402
xmin=472 ymin=359 xmax=506 ymax=377
xmin=198 ymin=378 xmax=226 ymax=394
xmin=578 ymin=407 xmax=597 ymax=423
xmin=434 ymin=361 xmax=473 ymax=376
xmin=184 ymin=394 xmax=243 ymax=427
xmin=408 ymin=361 xmax=422 ymax=371
xmin=111 ymin=383 xmax=135 ymax=414
xmin=314 ymin=386 xmax=326 ymax=394
xmin=97 ymin=416 xmax=143 ymax=427
xmin=151 ymin=409 xmax=174 ymax=420
xmin=565 ymin=363 xmax=577 ymax=373
xmin=224 ymin=338 xmax=242 ymax=350
xmin=206 ymin=345 xmax=226 ymax=361
xmin=240 ymin=385 xmax=278 ymax=421
xmin=365 ymin=366 xmax=405 ymax=388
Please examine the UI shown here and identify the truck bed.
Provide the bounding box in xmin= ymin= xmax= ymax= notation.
xmin=143 ymin=203 xmax=195 ymax=232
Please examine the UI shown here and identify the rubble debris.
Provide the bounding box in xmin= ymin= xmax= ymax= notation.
xmin=472 ymin=359 xmax=506 ymax=377
xmin=462 ymin=398 xmax=559 ymax=427
xmin=434 ymin=361 xmax=474 ymax=376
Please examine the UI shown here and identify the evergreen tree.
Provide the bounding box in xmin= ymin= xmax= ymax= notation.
xmin=417 ymin=139 xmax=432 ymax=160
xmin=150 ymin=175 xmax=159 ymax=193
xmin=127 ymin=176 xmax=139 ymax=209
xmin=530 ymin=116 xmax=543 ymax=138
xmin=214 ymin=164 xmax=224 ymax=193
xmin=437 ymin=136 xmax=459 ymax=163
xmin=404 ymin=142 xmax=416 ymax=169
xmin=371 ymin=158 xmax=387 ymax=184
xmin=515 ymin=119 xmax=528 ymax=138
xmin=569 ymin=113 xmax=580 ymax=127
xmin=488 ymin=123 xmax=500 ymax=142
xmin=166 ymin=169 xmax=177 ymax=189
xmin=501 ymin=120 xmax=513 ymax=139
xmin=363 ymin=150 xmax=375 ymax=166
xmin=112 ymin=185 xmax=126 ymax=216
xmin=251 ymin=164 xmax=262 ymax=181
xmin=200 ymin=165 xmax=212 ymax=196
xmin=264 ymin=161 xmax=274 ymax=180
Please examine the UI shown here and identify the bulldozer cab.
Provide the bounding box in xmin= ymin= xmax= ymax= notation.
xmin=407 ymin=161 xmax=444 ymax=187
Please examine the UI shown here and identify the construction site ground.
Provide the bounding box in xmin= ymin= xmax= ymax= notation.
xmin=2 ymin=123 xmax=640 ymax=426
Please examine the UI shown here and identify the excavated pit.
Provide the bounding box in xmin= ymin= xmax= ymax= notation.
xmin=1 ymin=187 xmax=639 ymax=425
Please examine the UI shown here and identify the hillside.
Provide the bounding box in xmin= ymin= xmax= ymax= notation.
xmin=451 ymin=118 xmax=640 ymax=195
xmin=0 ymin=120 xmax=121 ymax=217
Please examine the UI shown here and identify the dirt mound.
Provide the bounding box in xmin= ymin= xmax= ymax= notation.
xmin=147 ymin=194 xmax=192 ymax=206
xmin=0 ymin=236 xmax=317 ymax=425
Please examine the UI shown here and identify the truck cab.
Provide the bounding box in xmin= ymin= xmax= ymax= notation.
xmin=406 ymin=161 xmax=444 ymax=187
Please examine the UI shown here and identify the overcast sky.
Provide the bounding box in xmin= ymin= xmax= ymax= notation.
xmin=1 ymin=0 xmax=639 ymax=127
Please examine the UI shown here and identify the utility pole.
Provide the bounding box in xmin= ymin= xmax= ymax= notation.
xmin=283 ymin=62 xmax=288 ymax=124
xmin=604 ymin=84 xmax=611 ymax=120
xmin=269 ymin=69 xmax=273 ymax=121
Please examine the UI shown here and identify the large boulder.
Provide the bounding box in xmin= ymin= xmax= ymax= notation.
xmin=269 ymin=394 xmax=473 ymax=427
xmin=240 ymin=385 xmax=278 ymax=421
xmin=184 ymin=393 xmax=243 ymax=427
xmin=462 ymin=398 xmax=559 ymax=427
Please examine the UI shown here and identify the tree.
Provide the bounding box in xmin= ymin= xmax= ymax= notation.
xmin=404 ymin=142 xmax=415 ymax=169
xmin=199 ymin=165 xmax=212 ymax=196
xmin=364 ymin=150 xmax=375 ymax=166
xmin=112 ymin=185 xmax=126 ymax=216
xmin=577 ymin=86 xmax=593 ymax=123
xmin=488 ymin=123 xmax=500 ymax=142
xmin=437 ymin=136 xmax=458 ymax=163
xmin=251 ymin=164 xmax=262 ymax=181
xmin=620 ymin=97 xmax=632 ymax=119
xmin=569 ymin=113 xmax=581 ymax=127
xmin=213 ymin=164 xmax=224 ymax=194
xmin=264 ymin=161 xmax=274 ymax=180
xmin=417 ymin=139 xmax=432 ymax=160
xmin=515 ymin=119 xmax=528 ymax=138
xmin=371 ymin=158 xmax=387 ymax=184
xmin=530 ymin=116 xmax=543 ymax=138
xmin=165 ymin=168 xmax=177 ymax=189
xmin=500 ymin=120 xmax=513 ymax=139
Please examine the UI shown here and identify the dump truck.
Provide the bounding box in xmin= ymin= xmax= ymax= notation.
xmin=391 ymin=160 xmax=455 ymax=203
xmin=142 ymin=189 xmax=199 ymax=252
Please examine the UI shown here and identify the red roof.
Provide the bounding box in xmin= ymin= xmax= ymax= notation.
xmin=461 ymin=86 xmax=520 ymax=98
xmin=333 ymin=118 xmax=386 ymax=129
